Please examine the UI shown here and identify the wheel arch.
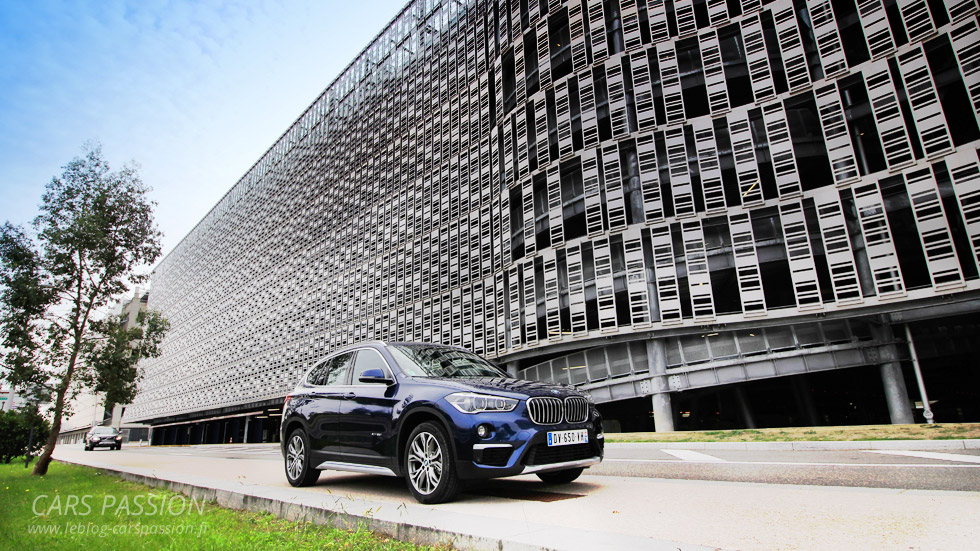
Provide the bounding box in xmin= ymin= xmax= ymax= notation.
xmin=395 ymin=406 xmax=456 ymax=476
xmin=282 ymin=418 xmax=306 ymax=454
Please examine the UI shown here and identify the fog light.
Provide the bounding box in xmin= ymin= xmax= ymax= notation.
xmin=476 ymin=424 xmax=491 ymax=438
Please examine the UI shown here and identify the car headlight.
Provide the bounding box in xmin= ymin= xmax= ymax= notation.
xmin=446 ymin=392 xmax=518 ymax=413
xmin=580 ymin=392 xmax=595 ymax=404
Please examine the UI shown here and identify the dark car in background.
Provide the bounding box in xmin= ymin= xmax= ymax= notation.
xmin=280 ymin=341 xmax=603 ymax=503
xmin=84 ymin=426 xmax=122 ymax=451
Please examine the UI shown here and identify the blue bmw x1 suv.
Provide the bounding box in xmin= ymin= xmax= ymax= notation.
xmin=280 ymin=341 xmax=604 ymax=503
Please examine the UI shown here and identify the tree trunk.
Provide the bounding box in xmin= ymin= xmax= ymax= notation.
xmin=32 ymin=385 xmax=67 ymax=475
xmin=33 ymin=328 xmax=82 ymax=475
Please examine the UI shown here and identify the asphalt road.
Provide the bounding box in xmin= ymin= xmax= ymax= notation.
xmin=92 ymin=441 xmax=980 ymax=492
xmin=54 ymin=441 xmax=980 ymax=551
xmin=597 ymin=446 xmax=980 ymax=492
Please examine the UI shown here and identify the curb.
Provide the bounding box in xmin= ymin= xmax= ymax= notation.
xmin=54 ymin=457 xmax=723 ymax=551
xmin=606 ymin=439 xmax=980 ymax=451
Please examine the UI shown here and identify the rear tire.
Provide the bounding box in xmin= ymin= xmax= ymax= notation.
xmin=404 ymin=421 xmax=460 ymax=504
xmin=284 ymin=429 xmax=320 ymax=487
xmin=536 ymin=467 xmax=584 ymax=484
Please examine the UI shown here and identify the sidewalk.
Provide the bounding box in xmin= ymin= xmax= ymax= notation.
xmin=54 ymin=452 xmax=718 ymax=551
xmin=52 ymin=444 xmax=980 ymax=551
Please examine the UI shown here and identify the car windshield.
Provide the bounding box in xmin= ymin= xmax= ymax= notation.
xmin=91 ymin=427 xmax=117 ymax=435
xmin=390 ymin=344 xmax=508 ymax=378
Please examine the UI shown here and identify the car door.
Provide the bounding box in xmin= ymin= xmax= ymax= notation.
xmin=334 ymin=347 xmax=400 ymax=468
xmin=301 ymin=351 xmax=355 ymax=460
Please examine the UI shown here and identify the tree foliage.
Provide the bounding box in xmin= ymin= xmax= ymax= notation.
xmin=0 ymin=144 xmax=167 ymax=475
xmin=0 ymin=224 xmax=57 ymax=402
xmin=82 ymin=310 xmax=170 ymax=408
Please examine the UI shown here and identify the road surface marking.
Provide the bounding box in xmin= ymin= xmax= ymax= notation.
xmin=660 ymin=450 xmax=727 ymax=462
xmin=862 ymin=450 xmax=980 ymax=464
xmin=604 ymin=458 xmax=980 ymax=468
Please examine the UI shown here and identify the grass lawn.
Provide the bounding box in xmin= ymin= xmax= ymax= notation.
xmin=605 ymin=423 xmax=980 ymax=443
xmin=0 ymin=459 xmax=440 ymax=551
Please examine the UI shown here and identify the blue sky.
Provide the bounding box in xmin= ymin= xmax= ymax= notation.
xmin=0 ymin=0 xmax=407 ymax=260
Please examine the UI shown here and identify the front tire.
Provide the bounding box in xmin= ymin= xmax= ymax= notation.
xmin=536 ymin=467 xmax=584 ymax=484
xmin=284 ymin=429 xmax=320 ymax=487
xmin=404 ymin=421 xmax=460 ymax=504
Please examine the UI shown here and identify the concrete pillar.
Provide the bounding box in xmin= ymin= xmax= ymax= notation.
xmin=871 ymin=321 xmax=914 ymax=425
xmin=880 ymin=362 xmax=914 ymax=424
xmin=734 ymin=386 xmax=757 ymax=429
xmin=249 ymin=418 xmax=264 ymax=443
xmin=645 ymin=339 xmax=674 ymax=432
xmin=243 ymin=416 xmax=251 ymax=443
xmin=506 ymin=361 xmax=519 ymax=378
xmin=904 ymin=323 xmax=935 ymax=424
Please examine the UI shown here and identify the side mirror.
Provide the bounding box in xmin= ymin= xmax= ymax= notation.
xmin=358 ymin=368 xmax=394 ymax=385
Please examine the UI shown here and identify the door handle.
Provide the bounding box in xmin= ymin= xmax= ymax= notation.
xmin=343 ymin=392 xmax=357 ymax=400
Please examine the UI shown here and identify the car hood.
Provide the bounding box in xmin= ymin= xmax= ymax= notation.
xmin=415 ymin=376 xmax=585 ymax=398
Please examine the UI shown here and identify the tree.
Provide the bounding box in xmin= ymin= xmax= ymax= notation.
xmin=0 ymin=144 xmax=166 ymax=475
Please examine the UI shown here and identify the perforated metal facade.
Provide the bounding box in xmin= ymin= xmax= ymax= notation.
xmin=127 ymin=0 xmax=980 ymax=424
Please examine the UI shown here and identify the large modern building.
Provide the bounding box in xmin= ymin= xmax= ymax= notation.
xmin=126 ymin=0 xmax=980 ymax=444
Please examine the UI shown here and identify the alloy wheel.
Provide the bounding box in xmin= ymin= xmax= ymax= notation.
xmin=407 ymin=431 xmax=443 ymax=495
xmin=286 ymin=434 xmax=305 ymax=481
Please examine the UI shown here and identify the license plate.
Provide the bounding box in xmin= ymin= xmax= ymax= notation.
xmin=547 ymin=429 xmax=588 ymax=447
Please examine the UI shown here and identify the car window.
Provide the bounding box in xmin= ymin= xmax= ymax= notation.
xmin=91 ymin=427 xmax=117 ymax=435
xmin=323 ymin=352 xmax=355 ymax=386
xmin=350 ymin=349 xmax=390 ymax=383
xmin=306 ymin=352 xmax=355 ymax=386
xmin=306 ymin=359 xmax=330 ymax=386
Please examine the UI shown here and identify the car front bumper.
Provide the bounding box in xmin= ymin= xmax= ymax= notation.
xmin=520 ymin=455 xmax=602 ymax=474
xmin=452 ymin=420 xmax=605 ymax=479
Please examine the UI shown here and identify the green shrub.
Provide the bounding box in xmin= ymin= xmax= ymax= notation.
xmin=0 ymin=408 xmax=49 ymax=463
